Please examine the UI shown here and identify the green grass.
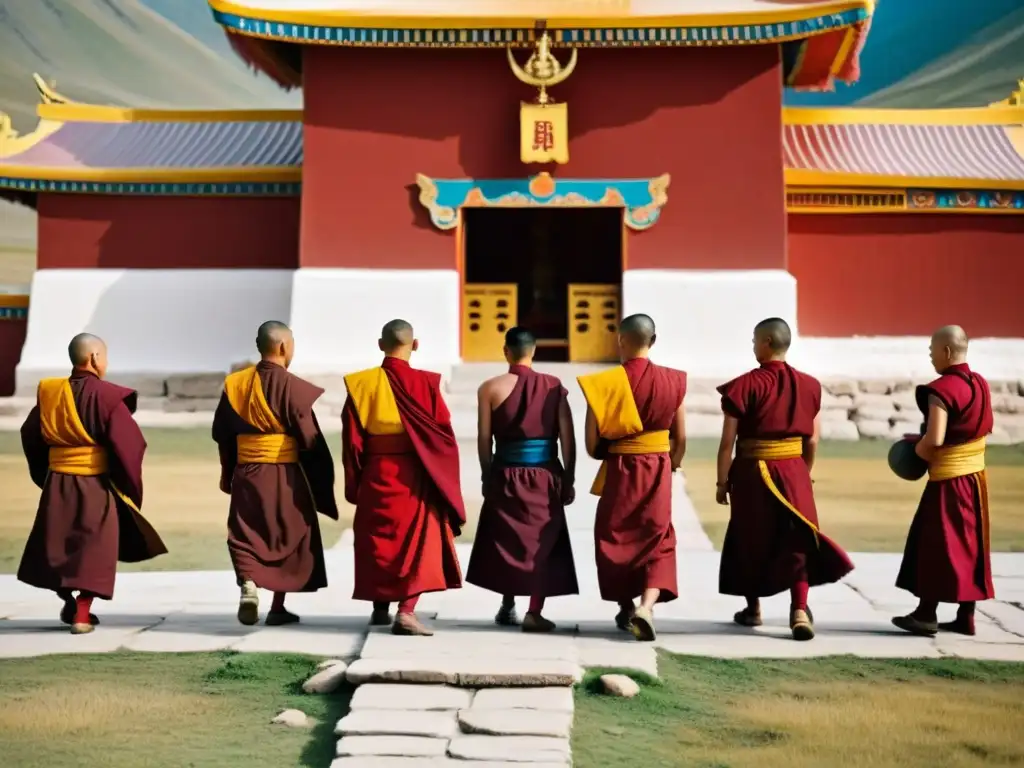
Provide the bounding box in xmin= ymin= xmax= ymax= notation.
xmin=0 ymin=652 xmax=352 ymax=768
xmin=573 ymin=652 xmax=1024 ymax=768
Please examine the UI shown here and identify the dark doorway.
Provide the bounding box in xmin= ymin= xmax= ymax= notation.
xmin=463 ymin=207 xmax=622 ymax=361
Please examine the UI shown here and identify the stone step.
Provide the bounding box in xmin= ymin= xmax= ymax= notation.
xmin=331 ymin=759 xmax=568 ymax=767
xmin=345 ymin=658 xmax=582 ymax=688
xmin=458 ymin=709 xmax=573 ymax=738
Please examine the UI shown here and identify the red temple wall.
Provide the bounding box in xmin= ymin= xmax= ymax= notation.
xmin=0 ymin=317 xmax=27 ymax=396
xmin=789 ymin=214 xmax=1024 ymax=337
xmin=301 ymin=45 xmax=786 ymax=271
xmin=37 ymin=194 xmax=300 ymax=269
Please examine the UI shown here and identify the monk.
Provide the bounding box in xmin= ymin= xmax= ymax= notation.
xmin=577 ymin=314 xmax=686 ymax=642
xmin=466 ymin=327 xmax=579 ymax=632
xmin=212 ymin=321 xmax=338 ymax=626
xmin=892 ymin=325 xmax=995 ymax=637
xmin=342 ymin=319 xmax=464 ymax=636
xmin=17 ymin=333 xmax=167 ymax=634
xmin=716 ymin=318 xmax=854 ymax=641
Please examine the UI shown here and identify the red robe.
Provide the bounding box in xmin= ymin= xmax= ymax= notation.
xmin=718 ymin=361 xmax=854 ymax=597
xmin=586 ymin=358 xmax=685 ymax=604
xmin=896 ymin=363 xmax=995 ymax=602
xmin=466 ymin=364 xmax=578 ymax=598
xmin=17 ymin=371 xmax=166 ymax=600
xmin=213 ymin=361 xmax=337 ymax=593
xmin=343 ymin=357 xmax=463 ymax=602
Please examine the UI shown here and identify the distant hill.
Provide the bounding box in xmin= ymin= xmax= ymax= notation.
xmin=0 ymin=0 xmax=296 ymax=133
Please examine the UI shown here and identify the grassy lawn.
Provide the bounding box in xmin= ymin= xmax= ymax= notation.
xmin=683 ymin=438 xmax=1024 ymax=552
xmin=0 ymin=429 xmax=353 ymax=573
xmin=574 ymin=652 xmax=1024 ymax=768
xmin=0 ymin=652 xmax=349 ymax=768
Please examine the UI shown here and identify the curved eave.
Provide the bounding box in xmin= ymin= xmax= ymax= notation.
xmin=0 ymin=166 xmax=300 ymax=183
xmin=36 ymin=103 xmax=303 ymax=124
xmin=785 ymin=106 xmax=1024 ymax=127
xmin=784 ymin=170 xmax=1024 ymax=192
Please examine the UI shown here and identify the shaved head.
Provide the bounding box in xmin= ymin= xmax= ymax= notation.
xmin=754 ymin=318 xmax=792 ymax=352
xmin=256 ymin=321 xmax=292 ymax=354
xmin=618 ymin=314 xmax=656 ymax=350
xmin=504 ymin=326 xmax=536 ymax=362
xmin=68 ymin=333 xmax=105 ymax=366
xmin=929 ymin=324 xmax=969 ymax=372
xmin=380 ymin=319 xmax=416 ymax=356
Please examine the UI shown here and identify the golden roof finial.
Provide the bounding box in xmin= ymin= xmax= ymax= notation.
xmin=33 ymin=73 xmax=72 ymax=105
xmin=990 ymin=77 xmax=1024 ymax=108
xmin=507 ymin=32 xmax=578 ymax=105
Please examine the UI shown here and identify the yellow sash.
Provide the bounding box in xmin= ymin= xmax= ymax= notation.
xmin=37 ymin=377 xmax=140 ymax=511
xmin=578 ymin=366 xmax=668 ymax=496
xmin=737 ymin=437 xmax=803 ymax=460
xmin=344 ymin=366 xmax=405 ymax=435
xmin=929 ymin=437 xmax=986 ymax=482
xmin=223 ymin=366 xmax=298 ymax=464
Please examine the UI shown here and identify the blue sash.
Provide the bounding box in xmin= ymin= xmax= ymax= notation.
xmin=495 ymin=438 xmax=557 ymax=466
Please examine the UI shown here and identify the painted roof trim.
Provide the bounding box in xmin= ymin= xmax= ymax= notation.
xmin=787 ymin=106 xmax=1024 ymax=127
xmin=36 ymin=103 xmax=303 ymax=124
xmin=208 ymin=0 xmax=874 ymax=31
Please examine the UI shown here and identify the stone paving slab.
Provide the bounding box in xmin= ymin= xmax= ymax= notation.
xmin=332 ymin=761 xmax=568 ymax=767
xmin=470 ymin=688 xmax=574 ymax=713
xmin=336 ymin=710 xmax=460 ymax=739
xmin=448 ymin=735 xmax=570 ymax=763
xmin=349 ymin=684 xmax=474 ymax=711
xmin=458 ymin=709 xmax=574 ymax=738
xmin=346 ymin=658 xmax=584 ymax=687
xmin=336 ymin=735 xmax=449 ymax=758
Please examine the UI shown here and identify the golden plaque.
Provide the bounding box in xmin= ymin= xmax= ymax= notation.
xmin=508 ymin=32 xmax=577 ymax=165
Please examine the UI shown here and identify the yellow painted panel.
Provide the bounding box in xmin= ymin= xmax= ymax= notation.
xmin=463 ymin=283 xmax=517 ymax=362
xmin=568 ymin=283 xmax=619 ymax=363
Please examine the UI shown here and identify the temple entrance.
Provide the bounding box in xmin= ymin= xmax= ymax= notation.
xmin=461 ymin=208 xmax=623 ymax=362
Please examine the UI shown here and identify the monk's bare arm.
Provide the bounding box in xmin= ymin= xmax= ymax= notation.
xmin=584 ymin=406 xmax=600 ymax=459
xmin=804 ymin=412 xmax=821 ymax=473
xmin=477 ymin=382 xmax=494 ymax=482
xmin=716 ymin=415 xmax=739 ymax=503
xmin=915 ymin=396 xmax=948 ymax=462
xmin=558 ymin=394 xmax=576 ymax=489
xmin=670 ymin=402 xmax=686 ymax=470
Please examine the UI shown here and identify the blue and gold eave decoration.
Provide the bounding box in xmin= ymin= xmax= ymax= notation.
xmin=0 ymin=295 xmax=28 ymax=321
xmin=0 ymin=177 xmax=301 ymax=197
xmin=415 ymin=172 xmax=670 ymax=231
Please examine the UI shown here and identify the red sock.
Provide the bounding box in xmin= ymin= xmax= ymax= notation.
xmin=398 ymin=596 xmax=419 ymax=614
xmin=271 ymin=592 xmax=286 ymax=612
xmin=528 ymin=595 xmax=546 ymax=615
xmin=74 ymin=595 xmax=94 ymax=624
xmin=790 ymin=581 xmax=809 ymax=611
xmin=914 ymin=600 xmax=938 ymax=622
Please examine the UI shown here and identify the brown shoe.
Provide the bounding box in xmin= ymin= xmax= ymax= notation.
xmin=60 ymin=602 xmax=99 ymax=627
xmin=70 ymin=622 xmax=95 ymax=635
xmin=629 ymin=606 xmax=657 ymax=642
xmin=938 ymin=617 xmax=976 ymax=636
xmin=790 ymin=608 xmax=815 ymax=641
xmin=392 ymin=612 xmax=434 ymax=636
xmin=733 ymin=607 xmax=763 ymax=627
xmin=615 ymin=606 xmax=635 ymax=632
xmin=495 ymin=604 xmax=520 ymax=627
xmin=892 ymin=613 xmax=938 ymax=637
xmin=265 ymin=610 xmax=300 ymax=626
xmin=522 ymin=612 xmax=556 ymax=634
xmin=237 ymin=580 xmax=259 ymax=626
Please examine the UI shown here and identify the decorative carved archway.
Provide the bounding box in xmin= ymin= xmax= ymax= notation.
xmin=415 ymin=171 xmax=670 ymax=231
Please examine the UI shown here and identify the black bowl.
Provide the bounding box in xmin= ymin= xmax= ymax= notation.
xmin=888 ymin=439 xmax=928 ymax=481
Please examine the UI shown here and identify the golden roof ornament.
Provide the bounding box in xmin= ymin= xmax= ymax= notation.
xmin=990 ymin=77 xmax=1024 ymax=108
xmin=507 ymin=31 xmax=578 ymax=105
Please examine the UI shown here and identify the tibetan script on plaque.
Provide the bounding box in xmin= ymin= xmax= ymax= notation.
xmin=520 ymin=102 xmax=569 ymax=164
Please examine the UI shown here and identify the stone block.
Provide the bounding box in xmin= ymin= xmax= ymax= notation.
xmin=330 ymin=759 xmax=446 ymax=768
xmin=447 ymin=735 xmax=571 ymax=763
xmin=993 ymin=394 xmax=1024 ymax=414
xmin=336 ymin=736 xmax=448 ymax=759
xmin=458 ymin=709 xmax=572 ymax=738
xmin=350 ymin=684 xmax=473 ymax=711
xmin=859 ymin=380 xmax=894 ymax=395
xmin=600 ymin=674 xmax=641 ymax=698
xmin=822 ymin=379 xmax=857 ymax=397
xmin=819 ymin=419 xmax=859 ymax=441
xmin=336 ymin=710 xmax=458 ymax=739
xmin=996 ymin=414 xmax=1024 ymax=443
xmin=272 ymin=709 xmax=311 ymax=728
xmin=891 ymin=391 xmax=919 ymax=412
xmin=854 ymin=419 xmax=891 ymax=439
xmin=470 ymin=687 xmax=573 ymax=714
xmin=114 ymin=375 xmax=168 ymax=398
xmin=892 ymin=380 xmax=919 ymax=393
xmin=303 ymin=662 xmax=350 ymax=693
xmin=853 ymin=406 xmax=896 ymax=423
xmin=853 ymin=393 xmax=895 ymax=409
xmin=345 ymin=659 xmax=582 ymax=688
xmin=165 ymin=372 xmax=225 ymax=399
xmin=988 ymin=427 xmax=1015 ymax=446
xmin=163 ymin=397 xmax=220 ymax=413
xmin=135 ymin=396 xmax=166 ymax=412
xmin=820 ymin=392 xmax=853 ymax=414
xmin=1018 ymin=380 xmax=1024 ymax=397
xmin=890 ymin=419 xmax=922 ymax=437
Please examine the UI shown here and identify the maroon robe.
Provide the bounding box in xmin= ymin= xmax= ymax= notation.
xmin=896 ymin=363 xmax=995 ymax=602
xmin=17 ymin=371 xmax=167 ymax=600
xmin=717 ymin=361 xmax=854 ymax=597
xmin=466 ymin=365 xmax=579 ymax=598
xmin=594 ymin=358 xmax=685 ymax=604
xmin=343 ymin=357 xmax=463 ymax=602
xmin=213 ymin=361 xmax=338 ymax=593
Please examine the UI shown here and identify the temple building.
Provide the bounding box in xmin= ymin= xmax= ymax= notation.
xmin=1 ymin=0 xmax=1022 ymax=395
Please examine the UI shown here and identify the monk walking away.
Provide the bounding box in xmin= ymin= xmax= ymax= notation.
xmin=715 ymin=318 xmax=854 ymax=641
xmin=892 ymin=325 xmax=995 ymax=637
xmin=213 ymin=321 xmax=338 ymax=626
xmin=342 ymin=319 xmax=464 ymax=636
xmin=578 ymin=314 xmax=686 ymax=642
xmin=467 ymin=327 xmax=579 ymax=633
xmin=17 ymin=334 xmax=167 ymax=634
